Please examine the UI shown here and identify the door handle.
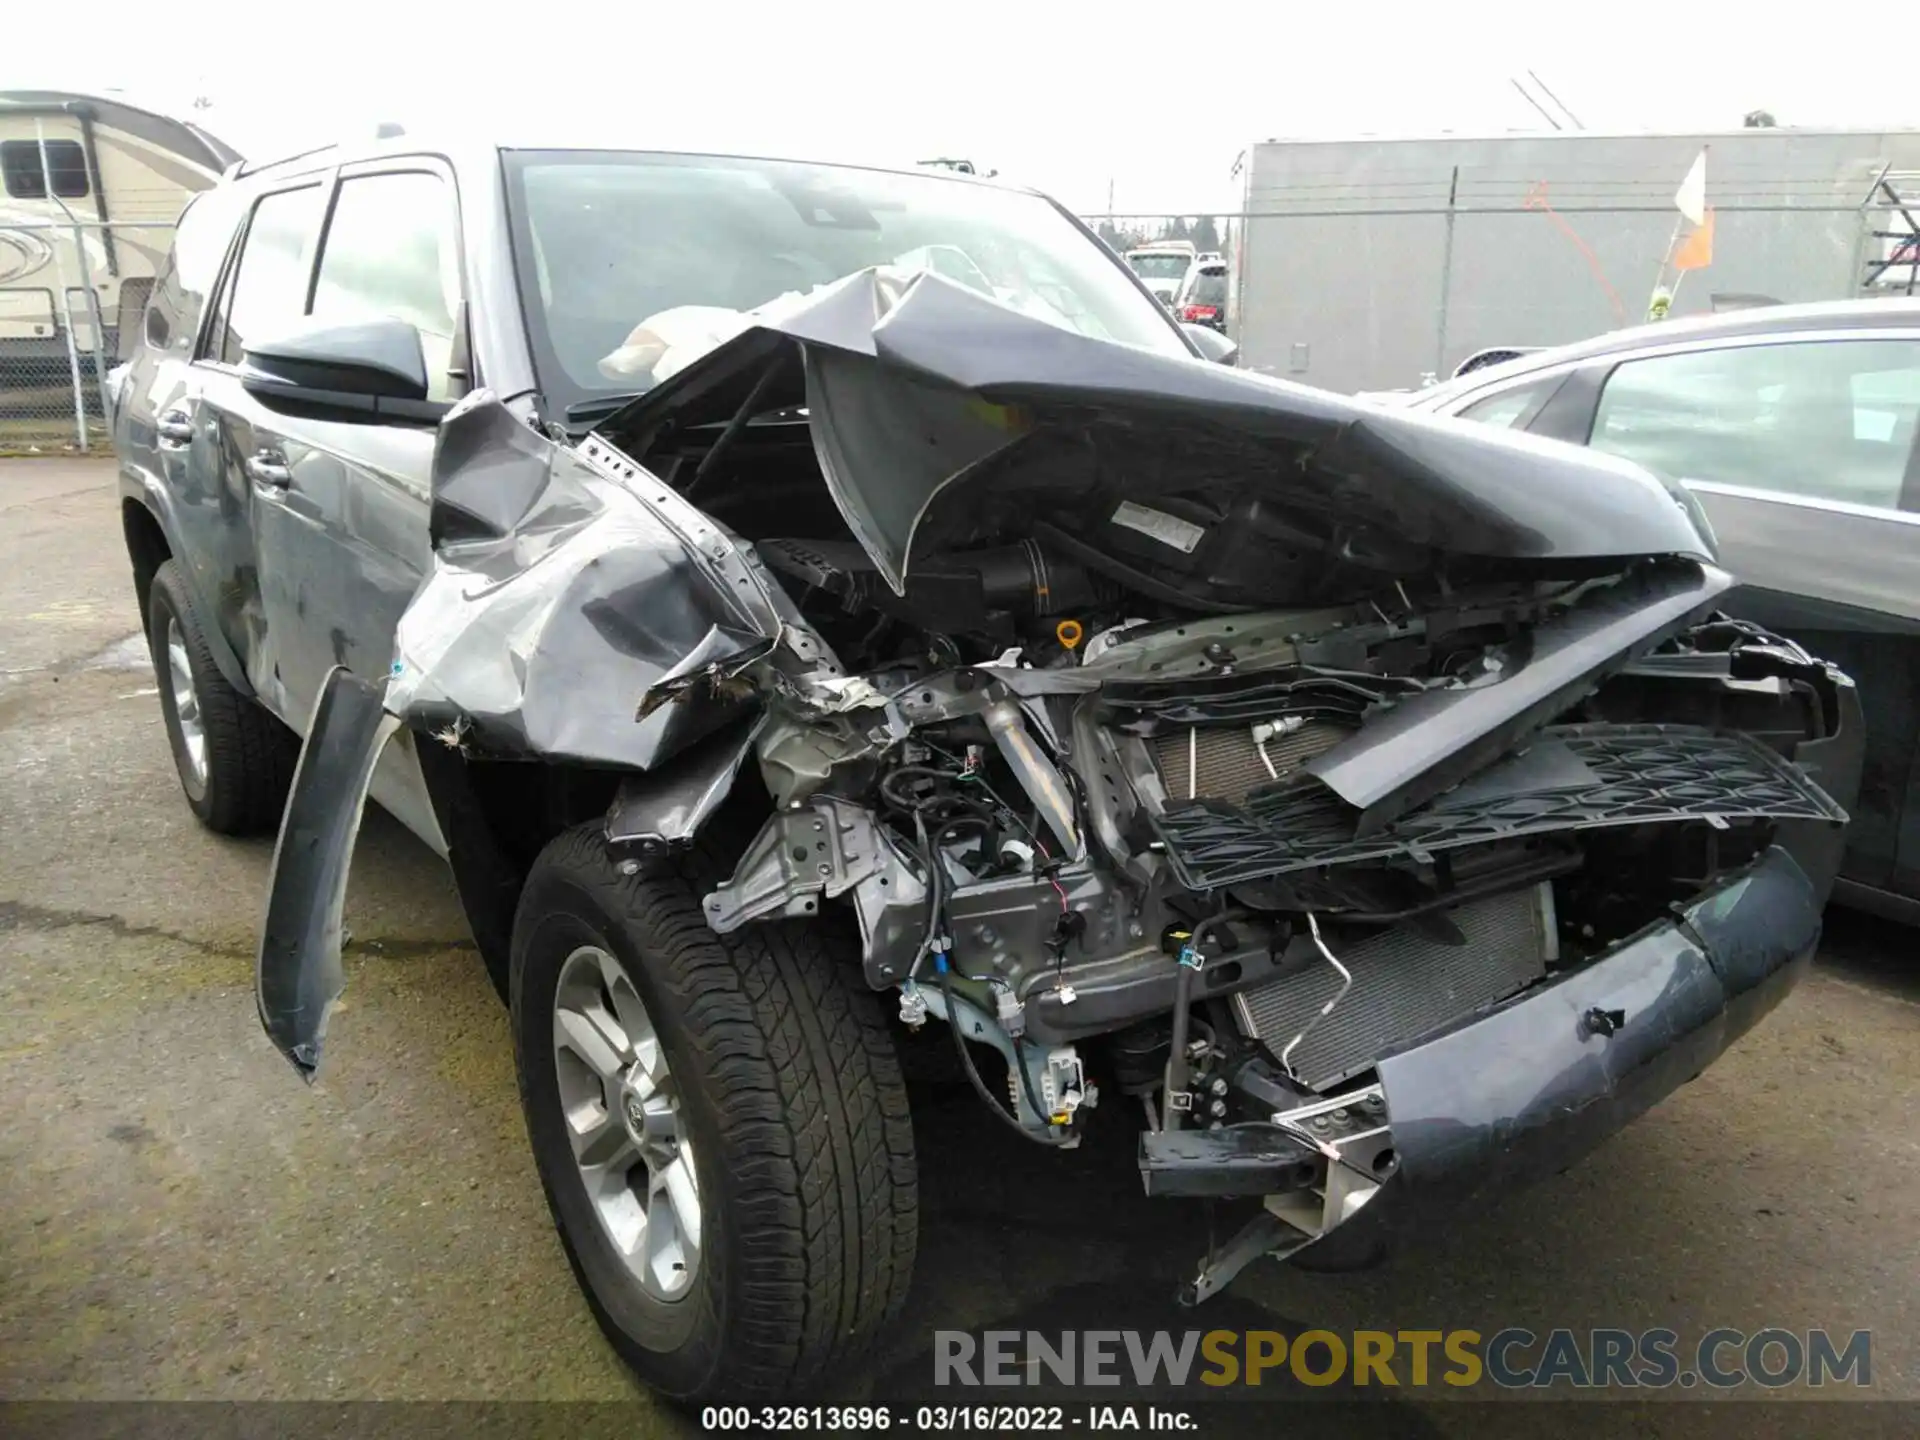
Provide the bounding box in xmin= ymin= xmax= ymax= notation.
xmin=245 ymin=449 xmax=292 ymax=488
xmin=156 ymin=408 xmax=195 ymax=448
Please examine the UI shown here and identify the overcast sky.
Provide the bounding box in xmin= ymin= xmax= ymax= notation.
xmin=4 ymin=1 xmax=1899 ymax=213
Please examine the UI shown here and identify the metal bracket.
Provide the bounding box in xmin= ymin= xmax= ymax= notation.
xmin=703 ymin=796 xmax=894 ymax=931
xmin=1178 ymin=1211 xmax=1305 ymax=1306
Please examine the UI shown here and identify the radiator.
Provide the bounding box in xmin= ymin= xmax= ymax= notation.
xmin=1153 ymin=720 xmax=1351 ymax=805
xmin=1231 ymin=883 xmax=1555 ymax=1090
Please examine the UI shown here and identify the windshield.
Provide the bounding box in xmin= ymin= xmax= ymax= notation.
xmin=502 ymin=150 xmax=1189 ymax=414
xmin=1128 ymin=253 xmax=1191 ymax=280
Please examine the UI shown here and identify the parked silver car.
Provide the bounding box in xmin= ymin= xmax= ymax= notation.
xmin=1397 ymin=299 xmax=1920 ymax=921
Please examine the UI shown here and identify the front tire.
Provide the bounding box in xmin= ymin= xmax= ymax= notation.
xmin=510 ymin=823 xmax=918 ymax=1402
xmin=145 ymin=559 xmax=294 ymax=835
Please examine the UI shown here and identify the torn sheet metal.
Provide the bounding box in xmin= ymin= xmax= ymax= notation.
xmin=604 ymin=718 xmax=760 ymax=858
xmin=600 ymin=268 xmax=1716 ymax=599
xmin=257 ymin=666 xmax=395 ymax=1078
xmin=386 ymin=392 xmax=823 ymax=770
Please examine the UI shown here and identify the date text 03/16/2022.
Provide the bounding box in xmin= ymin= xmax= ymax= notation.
xmin=700 ymin=1406 xmax=1194 ymax=1431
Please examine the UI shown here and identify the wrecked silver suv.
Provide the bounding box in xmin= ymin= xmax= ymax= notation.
xmin=113 ymin=143 xmax=1859 ymax=1404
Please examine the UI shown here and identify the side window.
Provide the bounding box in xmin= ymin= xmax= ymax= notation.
xmin=145 ymin=188 xmax=244 ymax=357
xmin=310 ymin=171 xmax=462 ymax=400
xmin=1 ymin=139 xmax=88 ymax=199
xmin=210 ymin=185 xmax=326 ymax=364
xmin=1591 ymin=339 xmax=1920 ymax=511
xmin=1456 ymin=378 xmax=1557 ymax=430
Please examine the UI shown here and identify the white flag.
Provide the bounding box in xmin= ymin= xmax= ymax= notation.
xmin=1674 ymin=149 xmax=1708 ymax=226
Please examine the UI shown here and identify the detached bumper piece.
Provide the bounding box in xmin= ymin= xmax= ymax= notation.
xmin=1151 ymin=722 xmax=1846 ymax=890
xmin=1173 ymin=845 xmax=1822 ymax=1302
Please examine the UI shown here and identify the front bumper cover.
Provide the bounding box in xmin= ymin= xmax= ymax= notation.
xmin=1294 ymin=842 xmax=1821 ymax=1267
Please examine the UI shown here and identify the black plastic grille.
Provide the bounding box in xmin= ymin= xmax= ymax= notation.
xmin=1151 ymin=723 xmax=1846 ymax=890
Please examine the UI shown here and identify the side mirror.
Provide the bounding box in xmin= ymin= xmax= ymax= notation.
xmin=241 ymin=319 xmax=449 ymax=424
xmin=1182 ymin=323 xmax=1238 ymax=367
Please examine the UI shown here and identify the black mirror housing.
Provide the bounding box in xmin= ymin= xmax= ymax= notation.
xmin=241 ymin=319 xmax=449 ymax=424
xmin=1182 ymin=323 xmax=1239 ymax=367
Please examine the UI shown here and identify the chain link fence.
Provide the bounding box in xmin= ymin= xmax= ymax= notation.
xmin=2 ymin=217 xmax=176 ymax=453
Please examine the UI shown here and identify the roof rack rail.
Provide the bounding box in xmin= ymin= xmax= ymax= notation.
xmin=233 ymin=122 xmax=402 ymax=180
xmin=236 ymin=141 xmax=338 ymax=179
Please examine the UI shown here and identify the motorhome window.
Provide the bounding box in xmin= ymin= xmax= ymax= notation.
xmin=1 ymin=139 xmax=89 ymax=199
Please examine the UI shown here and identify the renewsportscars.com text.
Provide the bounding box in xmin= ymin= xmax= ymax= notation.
xmin=934 ymin=1327 xmax=1872 ymax=1390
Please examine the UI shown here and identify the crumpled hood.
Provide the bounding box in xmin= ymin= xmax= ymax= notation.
xmin=600 ymin=267 xmax=1715 ymax=596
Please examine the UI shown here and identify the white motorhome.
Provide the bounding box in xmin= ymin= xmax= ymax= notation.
xmin=0 ymin=91 xmax=237 ymax=383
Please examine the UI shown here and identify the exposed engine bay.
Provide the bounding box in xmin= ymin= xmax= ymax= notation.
xmin=259 ymin=268 xmax=1857 ymax=1305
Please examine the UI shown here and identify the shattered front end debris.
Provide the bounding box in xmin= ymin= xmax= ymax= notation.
xmin=255 ymin=266 xmax=1858 ymax=1303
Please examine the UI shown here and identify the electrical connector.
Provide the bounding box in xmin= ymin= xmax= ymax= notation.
xmin=994 ymin=983 xmax=1025 ymax=1039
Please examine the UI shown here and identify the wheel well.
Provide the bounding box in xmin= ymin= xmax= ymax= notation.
xmin=414 ymin=740 xmax=776 ymax=1002
xmin=414 ymin=744 xmax=631 ymax=1001
xmin=122 ymin=500 xmax=171 ymax=630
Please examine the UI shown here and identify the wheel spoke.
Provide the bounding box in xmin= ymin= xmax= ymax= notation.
xmin=657 ymin=1150 xmax=702 ymax=1256
xmin=553 ymin=1005 xmax=629 ymax=1082
xmin=568 ymin=1103 xmax=637 ymax=1171
xmin=604 ymin=971 xmax=664 ymax=1090
xmin=644 ymin=1166 xmax=696 ymax=1291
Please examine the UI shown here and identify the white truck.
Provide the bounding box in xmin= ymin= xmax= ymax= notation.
xmin=1228 ymin=127 xmax=1920 ymax=393
xmin=1124 ymin=238 xmax=1197 ymax=305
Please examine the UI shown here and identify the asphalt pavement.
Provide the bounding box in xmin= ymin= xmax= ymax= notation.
xmin=2 ymin=459 xmax=1916 ymax=1432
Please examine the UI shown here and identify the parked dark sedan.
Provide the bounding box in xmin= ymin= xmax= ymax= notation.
xmin=1398 ymin=299 xmax=1920 ymax=922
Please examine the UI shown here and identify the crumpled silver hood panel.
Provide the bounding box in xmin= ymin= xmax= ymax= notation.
xmin=601 ymin=266 xmax=1716 ymax=596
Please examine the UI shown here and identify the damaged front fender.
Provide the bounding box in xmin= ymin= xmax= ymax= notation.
xmin=388 ymin=392 xmax=826 ymax=770
xmin=256 ymin=393 xmax=847 ymax=1078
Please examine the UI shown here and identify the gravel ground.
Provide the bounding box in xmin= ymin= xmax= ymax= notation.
xmin=2 ymin=459 xmax=1916 ymax=1434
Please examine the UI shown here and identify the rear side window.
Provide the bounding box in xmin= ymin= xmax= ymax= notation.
xmin=1591 ymin=339 xmax=1920 ymax=510
xmin=211 ymin=185 xmax=325 ymax=364
xmin=310 ymin=171 xmax=462 ymax=399
xmin=143 ymin=188 xmax=246 ymax=355
xmin=1456 ymin=378 xmax=1559 ymax=430
xmin=1 ymin=138 xmax=88 ymax=199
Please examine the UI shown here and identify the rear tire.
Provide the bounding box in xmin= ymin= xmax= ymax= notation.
xmin=145 ymin=559 xmax=295 ymax=835
xmin=510 ymin=822 xmax=918 ymax=1402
